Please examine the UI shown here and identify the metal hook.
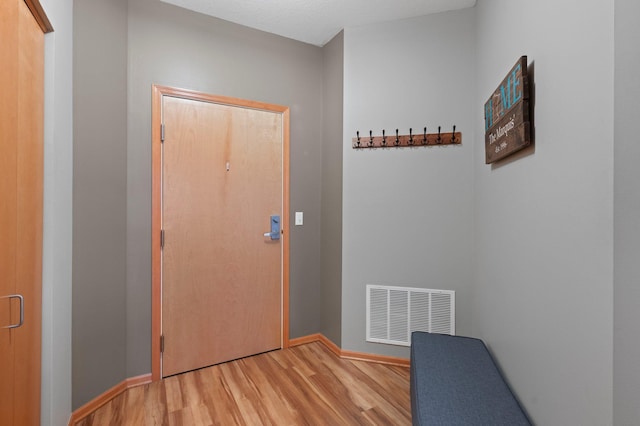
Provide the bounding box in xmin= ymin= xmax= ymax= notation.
xmin=369 ymin=130 xmax=373 ymax=147
xmin=437 ymin=126 xmax=442 ymax=144
xmin=395 ymin=129 xmax=400 ymax=146
xmin=409 ymin=128 xmax=414 ymax=145
xmin=382 ymin=129 xmax=387 ymax=146
xmin=451 ymin=125 xmax=456 ymax=143
xmin=423 ymin=127 xmax=427 ymax=145
xmin=356 ymin=130 xmax=361 ymax=147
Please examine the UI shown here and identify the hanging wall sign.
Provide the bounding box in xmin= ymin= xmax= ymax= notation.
xmin=484 ymin=56 xmax=531 ymax=164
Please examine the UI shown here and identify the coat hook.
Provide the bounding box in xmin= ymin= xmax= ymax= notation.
xmin=409 ymin=128 xmax=414 ymax=145
xmin=369 ymin=130 xmax=373 ymax=147
xmin=356 ymin=130 xmax=361 ymax=147
xmin=437 ymin=126 xmax=442 ymax=144
xmin=422 ymin=127 xmax=427 ymax=145
xmin=395 ymin=129 xmax=400 ymax=146
xmin=382 ymin=129 xmax=387 ymax=146
xmin=451 ymin=125 xmax=456 ymax=143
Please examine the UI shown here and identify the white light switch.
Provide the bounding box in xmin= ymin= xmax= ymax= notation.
xmin=295 ymin=211 xmax=304 ymax=226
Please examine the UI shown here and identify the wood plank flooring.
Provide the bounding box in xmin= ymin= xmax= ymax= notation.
xmin=75 ymin=342 xmax=411 ymax=425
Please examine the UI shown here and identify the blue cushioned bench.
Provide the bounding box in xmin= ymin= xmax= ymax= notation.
xmin=410 ymin=332 xmax=531 ymax=426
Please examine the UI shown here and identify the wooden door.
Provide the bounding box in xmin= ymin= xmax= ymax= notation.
xmin=0 ymin=1 xmax=51 ymax=425
xmin=160 ymin=93 xmax=287 ymax=377
xmin=0 ymin=0 xmax=19 ymax=419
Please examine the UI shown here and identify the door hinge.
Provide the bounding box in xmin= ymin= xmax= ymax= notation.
xmin=160 ymin=335 xmax=165 ymax=353
xmin=160 ymin=229 xmax=165 ymax=249
xmin=161 ymin=124 xmax=165 ymax=142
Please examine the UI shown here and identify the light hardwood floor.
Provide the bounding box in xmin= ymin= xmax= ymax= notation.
xmin=75 ymin=342 xmax=411 ymax=425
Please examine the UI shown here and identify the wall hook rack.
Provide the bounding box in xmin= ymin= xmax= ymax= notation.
xmin=352 ymin=125 xmax=461 ymax=149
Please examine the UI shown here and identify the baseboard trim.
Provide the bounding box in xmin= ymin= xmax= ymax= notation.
xmin=290 ymin=333 xmax=410 ymax=367
xmin=68 ymin=373 xmax=152 ymax=425
xmin=289 ymin=333 xmax=325 ymax=347
xmin=340 ymin=349 xmax=410 ymax=367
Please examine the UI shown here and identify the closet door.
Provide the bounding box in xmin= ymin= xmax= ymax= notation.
xmin=0 ymin=1 xmax=51 ymax=424
xmin=0 ymin=0 xmax=20 ymax=421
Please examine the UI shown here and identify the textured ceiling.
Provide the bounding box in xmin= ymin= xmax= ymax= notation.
xmin=159 ymin=0 xmax=477 ymax=46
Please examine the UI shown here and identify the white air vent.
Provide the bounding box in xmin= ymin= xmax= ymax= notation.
xmin=366 ymin=285 xmax=455 ymax=346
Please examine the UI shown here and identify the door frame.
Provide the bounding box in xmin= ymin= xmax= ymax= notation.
xmin=151 ymin=85 xmax=290 ymax=381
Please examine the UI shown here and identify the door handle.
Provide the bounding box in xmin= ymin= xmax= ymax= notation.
xmin=263 ymin=215 xmax=280 ymax=241
xmin=1 ymin=294 xmax=24 ymax=329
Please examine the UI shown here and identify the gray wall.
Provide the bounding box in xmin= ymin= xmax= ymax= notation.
xmin=41 ymin=0 xmax=73 ymax=423
xmin=68 ymin=2 xmax=640 ymax=422
xmin=126 ymin=0 xmax=324 ymax=376
xmin=473 ymin=1 xmax=614 ymax=424
xmin=73 ymin=0 xmax=325 ymax=405
xmin=341 ymin=9 xmax=476 ymax=357
xmin=320 ymin=31 xmax=344 ymax=345
xmin=613 ymin=0 xmax=640 ymax=423
xmin=73 ymin=0 xmax=129 ymax=408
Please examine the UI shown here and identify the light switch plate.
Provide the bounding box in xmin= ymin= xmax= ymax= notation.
xmin=295 ymin=211 xmax=303 ymax=226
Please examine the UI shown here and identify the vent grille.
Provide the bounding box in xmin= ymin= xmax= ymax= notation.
xmin=366 ymin=285 xmax=455 ymax=346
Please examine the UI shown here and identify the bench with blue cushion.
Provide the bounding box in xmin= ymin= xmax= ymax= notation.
xmin=410 ymin=332 xmax=531 ymax=426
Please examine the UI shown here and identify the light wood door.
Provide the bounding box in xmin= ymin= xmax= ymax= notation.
xmin=0 ymin=0 xmax=20 ymax=420
xmin=0 ymin=1 xmax=50 ymax=424
xmin=161 ymin=95 xmax=284 ymax=377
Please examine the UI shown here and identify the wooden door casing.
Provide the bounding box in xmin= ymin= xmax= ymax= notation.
xmin=151 ymin=86 xmax=291 ymax=380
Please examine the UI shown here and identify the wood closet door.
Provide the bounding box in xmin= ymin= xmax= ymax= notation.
xmin=0 ymin=1 xmax=49 ymax=424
